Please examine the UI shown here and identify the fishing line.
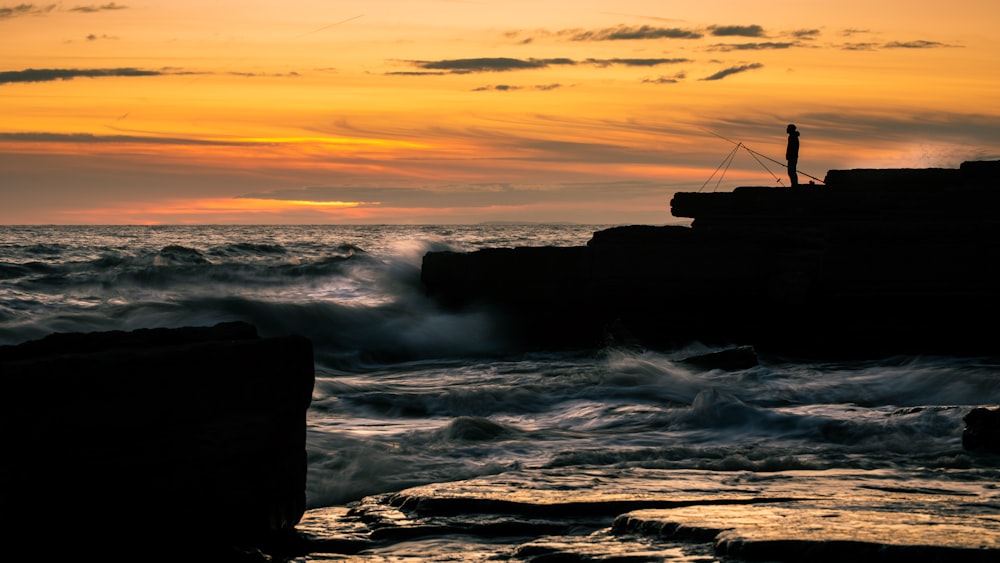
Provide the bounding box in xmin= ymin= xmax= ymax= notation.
xmin=699 ymin=142 xmax=742 ymax=192
xmin=705 ymin=129 xmax=826 ymax=186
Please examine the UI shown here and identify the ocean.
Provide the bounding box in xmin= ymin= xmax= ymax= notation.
xmin=2 ymin=224 xmax=999 ymax=561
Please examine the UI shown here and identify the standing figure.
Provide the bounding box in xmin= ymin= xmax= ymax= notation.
xmin=786 ymin=124 xmax=800 ymax=187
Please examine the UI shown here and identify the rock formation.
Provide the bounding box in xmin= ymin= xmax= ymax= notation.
xmin=421 ymin=161 xmax=1000 ymax=358
xmin=963 ymin=407 xmax=1000 ymax=453
xmin=0 ymin=321 xmax=314 ymax=560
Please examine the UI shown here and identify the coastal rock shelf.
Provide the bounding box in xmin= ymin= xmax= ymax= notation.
xmin=295 ymin=467 xmax=1000 ymax=562
xmin=421 ymin=160 xmax=1000 ymax=358
xmin=0 ymin=322 xmax=315 ymax=559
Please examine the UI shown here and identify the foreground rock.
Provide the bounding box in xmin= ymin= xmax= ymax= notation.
xmin=617 ymin=503 xmax=1000 ymax=562
xmin=293 ymin=467 xmax=1000 ymax=562
xmin=0 ymin=321 xmax=314 ymax=560
xmin=422 ymin=161 xmax=1000 ymax=358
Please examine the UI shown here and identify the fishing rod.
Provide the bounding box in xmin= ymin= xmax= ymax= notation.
xmin=699 ymin=141 xmax=768 ymax=192
xmin=707 ymin=130 xmax=825 ymax=185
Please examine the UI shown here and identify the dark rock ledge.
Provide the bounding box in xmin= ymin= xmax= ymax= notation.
xmin=421 ymin=160 xmax=1000 ymax=359
xmin=0 ymin=322 xmax=314 ymax=561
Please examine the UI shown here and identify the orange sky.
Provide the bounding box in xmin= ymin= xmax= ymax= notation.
xmin=2 ymin=1 xmax=999 ymax=224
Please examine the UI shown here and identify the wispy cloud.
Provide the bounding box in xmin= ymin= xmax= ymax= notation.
xmin=585 ymin=58 xmax=691 ymax=67
xmin=0 ymin=3 xmax=126 ymax=18
xmin=404 ymin=57 xmax=688 ymax=75
xmin=709 ymin=24 xmax=765 ymax=37
xmin=228 ymin=71 xmax=301 ymax=78
xmin=840 ymin=42 xmax=879 ymax=51
xmin=564 ymin=25 xmax=703 ymax=41
xmin=708 ymin=42 xmax=795 ymax=52
xmin=473 ymin=84 xmax=520 ymax=92
xmin=793 ymin=29 xmax=821 ymax=40
xmin=472 ymin=83 xmax=563 ymax=92
xmin=385 ymin=71 xmax=447 ymax=76
xmin=0 ymin=4 xmax=56 ymax=19
xmin=643 ymin=72 xmax=687 ymax=84
xmin=837 ymin=39 xmax=958 ymax=51
xmin=700 ymin=63 xmax=764 ymax=81
xmin=69 ymin=3 xmax=127 ymax=13
xmin=883 ymin=40 xmax=956 ymax=49
xmin=410 ymin=58 xmax=571 ymax=73
xmin=0 ymin=132 xmax=247 ymax=146
xmin=0 ymin=67 xmax=162 ymax=84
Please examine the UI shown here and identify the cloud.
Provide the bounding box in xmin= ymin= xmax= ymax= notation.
xmin=228 ymin=71 xmax=300 ymax=78
xmin=699 ymin=110 xmax=1000 ymax=163
xmin=405 ymin=57 xmax=688 ymax=75
xmin=700 ymin=63 xmax=764 ymax=81
xmin=837 ymin=39 xmax=958 ymax=51
xmin=883 ymin=40 xmax=955 ymax=49
xmin=69 ymin=3 xmax=127 ymax=13
xmin=643 ymin=72 xmax=687 ymax=84
xmin=0 ymin=4 xmax=56 ymax=18
xmin=385 ymin=71 xmax=447 ymax=76
xmin=840 ymin=42 xmax=878 ymax=51
xmin=473 ymin=84 xmax=520 ymax=92
xmin=708 ymin=42 xmax=795 ymax=52
xmin=709 ymin=25 xmax=766 ymax=37
xmin=585 ymin=58 xmax=690 ymax=67
xmin=0 ymin=67 xmax=161 ymax=84
xmin=472 ymin=83 xmax=563 ymax=92
xmin=410 ymin=58 xmax=573 ymax=73
xmin=791 ymin=111 xmax=1000 ymax=144
xmin=564 ymin=25 xmax=703 ymax=41
xmin=793 ymin=29 xmax=821 ymax=40
xmin=0 ymin=132 xmax=249 ymax=146
xmin=0 ymin=3 xmax=126 ymax=18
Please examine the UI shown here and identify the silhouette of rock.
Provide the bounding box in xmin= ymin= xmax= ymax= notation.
xmin=963 ymin=407 xmax=1000 ymax=453
xmin=421 ymin=161 xmax=1000 ymax=359
xmin=0 ymin=321 xmax=314 ymax=559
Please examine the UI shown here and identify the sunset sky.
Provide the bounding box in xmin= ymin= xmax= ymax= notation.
xmin=3 ymin=1 xmax=999 ymax=224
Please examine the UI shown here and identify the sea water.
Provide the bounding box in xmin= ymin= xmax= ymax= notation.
xmin=2 ymin=225 xmax=998 ymax=560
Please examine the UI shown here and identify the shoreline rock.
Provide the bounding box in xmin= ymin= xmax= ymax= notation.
xmin=295 ymin=467 xmax=1000 ymax=562
xmin=0 ymin=321 xmax=314 ymax=560
xmin=421 ymin=161 xmax=1000 ymax=359
xmin=963 ymin=407 xmax=1000 ymax=453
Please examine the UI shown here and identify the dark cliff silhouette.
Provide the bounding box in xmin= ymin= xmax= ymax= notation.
xmin=421 ymin=160 xmax=1000 ymax=359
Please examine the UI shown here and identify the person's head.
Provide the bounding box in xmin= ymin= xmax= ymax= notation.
xmin=786 ymin=124 xmax=797 ymax=133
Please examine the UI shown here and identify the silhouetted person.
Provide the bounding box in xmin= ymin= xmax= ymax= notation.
xmin=786 ymin=124 xmax=800 ymax=187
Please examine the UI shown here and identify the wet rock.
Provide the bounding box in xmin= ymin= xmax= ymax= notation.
xmin=962 ymin=407 xmax=1000 ymax=453
xmin=296 ymin=467 xmax=1000 ymax=562
xmin=617 ymin=504 xmax=1000 ymax=563
xmin=0 ymin=321 xmax=315 ymax=559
